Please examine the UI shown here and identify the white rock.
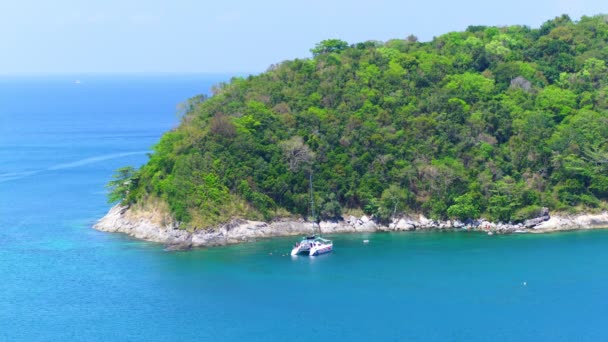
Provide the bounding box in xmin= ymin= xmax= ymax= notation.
xmin=319 ymin=221 xmax=340 ymax=233
xmin=95 ymin=204 xmax=608 ymax=249
xmin=395 ymin=219 xmax=415 ymax=231
xmin=357 ymin=220 xmax=377 ymax=232
xmin=346 ymin=215 xmax=357 ymax=225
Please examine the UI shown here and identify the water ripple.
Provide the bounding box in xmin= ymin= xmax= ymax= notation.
xmin=47 ymin=151 xmax=149 ymax=171
xmin=0 ymin=151 xmax=149 ymax=183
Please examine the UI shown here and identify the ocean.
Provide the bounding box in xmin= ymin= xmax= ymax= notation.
xmin=1 ymin=74 xmax=607 ymax=341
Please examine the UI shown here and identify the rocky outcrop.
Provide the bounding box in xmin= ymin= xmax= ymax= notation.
xmin=94 ymin=204 xmax=608 ymax=249
xmin=530 ymin=212 xmax=608 ymax=233
xmin=94 ymin=204 xmax=191 ymax=246
xmin=95 ymin=204 xmax=366 ymax=249
xmin=523 ymin=207 xmax=551 ymax=228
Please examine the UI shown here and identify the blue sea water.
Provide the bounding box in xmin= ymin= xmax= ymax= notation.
xmin=2 ymin=75 xmax=608 ymax=341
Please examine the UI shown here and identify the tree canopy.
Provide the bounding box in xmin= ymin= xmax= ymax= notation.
xmin=112 ymin=14 xmax=608 ymax=228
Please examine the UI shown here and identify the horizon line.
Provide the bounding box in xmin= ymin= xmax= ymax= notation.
xmin=0 ymin=71 xmax=260 ymax=77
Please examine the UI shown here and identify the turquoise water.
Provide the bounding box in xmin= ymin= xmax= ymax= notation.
xmin=2 ymin=75 xmax=608 ymax=341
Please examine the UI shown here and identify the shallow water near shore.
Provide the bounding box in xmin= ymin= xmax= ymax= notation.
xmin=2 ymin=75 xmax=608 ymax=341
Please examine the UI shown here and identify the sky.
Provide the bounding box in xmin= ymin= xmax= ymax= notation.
xmin=1 ymin=0 xmax=607 ymax=74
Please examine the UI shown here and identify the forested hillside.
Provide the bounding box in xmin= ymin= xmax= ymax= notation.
xmin=110 ymin=14 xmax=608 ymax=228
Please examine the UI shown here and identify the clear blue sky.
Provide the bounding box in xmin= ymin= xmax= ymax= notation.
xmin=1 ymin=0 xmax=607 ymax=74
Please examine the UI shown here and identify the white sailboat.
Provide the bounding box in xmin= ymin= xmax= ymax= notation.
xmin=290 ymin=173 xmax=333 ymax=256
xmin=291 ymin=231 xmax=333 ymax=256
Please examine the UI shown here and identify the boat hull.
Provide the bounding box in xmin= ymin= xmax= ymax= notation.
xmin=309 ymin=244 xmax=333 ymax=256
xmin=290 ymin=245 xmax=310 ymax=256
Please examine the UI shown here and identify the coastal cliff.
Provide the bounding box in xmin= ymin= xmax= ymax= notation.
xmin=94 ymin=204 xmax=608 ymax=249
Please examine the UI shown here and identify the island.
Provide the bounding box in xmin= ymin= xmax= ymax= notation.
xmin=95 ymin=14 xmax=608 ymax=248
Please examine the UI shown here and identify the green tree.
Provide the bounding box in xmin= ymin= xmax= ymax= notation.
xmin=376 ymin=184 xmax=410 ymax=222
xmin=311 ymin=39 xmax=349 ymax=56
xmin=447 ymin=193 xmax=481 ymax=220
xmin=444 ymin=72 xmax=495 ymax=102
xmin=106 ymin=166 xmax=137 ymax=204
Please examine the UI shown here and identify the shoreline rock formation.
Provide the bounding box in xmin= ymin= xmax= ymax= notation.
xmin=94 ymin=204 xmax=608 ymax=250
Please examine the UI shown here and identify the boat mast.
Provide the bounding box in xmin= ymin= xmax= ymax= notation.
xmin=309 ymin=171 xmax=314 ymax=220
xmin=309 ymin=170 xmax=316 ymax=234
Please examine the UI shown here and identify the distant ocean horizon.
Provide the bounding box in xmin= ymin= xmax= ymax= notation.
xmin=2 ymin=74 xmax=608 ymax=341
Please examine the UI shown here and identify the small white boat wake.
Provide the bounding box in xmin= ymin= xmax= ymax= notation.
xmin=47 ymin=151 xmax=149 ymax=170
xmin=0 ymin=151 xmax=150 ymax=184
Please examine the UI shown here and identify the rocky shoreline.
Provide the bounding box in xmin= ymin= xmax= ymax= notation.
xmin=94 ymin=204 xmax=608 ymax=250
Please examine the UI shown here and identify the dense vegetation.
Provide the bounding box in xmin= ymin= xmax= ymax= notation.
xmin=110 ymin=14 xmax=608 ymax=228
